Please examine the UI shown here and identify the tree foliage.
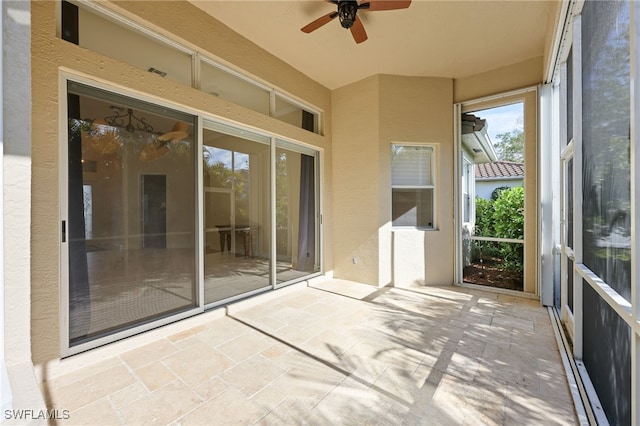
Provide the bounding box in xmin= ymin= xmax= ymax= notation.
xmin=493 ymin=126 xmax=524 ymax=162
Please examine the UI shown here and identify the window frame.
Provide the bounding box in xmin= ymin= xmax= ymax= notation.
xmin=390 ymin=143 xmax=437 ymax=230
xmin=60 ymin=0 xmax=323 ymax=135
xmin=461 ymin=154 xmax=473 ymax=224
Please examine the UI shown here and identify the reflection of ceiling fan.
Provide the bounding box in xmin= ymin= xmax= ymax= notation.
xmin=301 ymin=0 xmax=411 ymax=44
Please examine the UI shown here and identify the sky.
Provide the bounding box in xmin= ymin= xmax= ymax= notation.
xmin=473 ymin=102 xmax=523 ymax=142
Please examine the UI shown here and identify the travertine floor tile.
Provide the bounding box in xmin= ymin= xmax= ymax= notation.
xmin=68 ymin=398 xmax=121 ymax=426
xmin=108 ymin=382 xmax=149 ymax=410
xmin=135 ymin=361 xmax=177 ymax=391
xmin=162 ymin=341 xmax=235 ymax=387
xmin=118 ymin=380 xmax=202 ymax=425
xmin=215 ymin=331 xmax=274 ymax=363
xmin=192 ymin=376 xmax=229 ymax=401
xmin=45 ymin=281 xmax=577 ymax=425
xmin=119 ymin=339 xmax=178 ymax=370
xmin=174 ymin=388 xmax=267 ymax=426
xmin=47 ymin=364 xmax=136 ymax=412
xmin=219 ymin=355 xmax=286 ymax=398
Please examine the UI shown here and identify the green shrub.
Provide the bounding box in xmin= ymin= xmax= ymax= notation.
xmin=474 ymin=186 xmax=524 ymax=272
xmin=493 ymin=186 xmax=524 ymax=240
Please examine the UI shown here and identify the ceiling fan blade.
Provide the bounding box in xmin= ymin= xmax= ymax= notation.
xmin=350 ymin=15 xmax=368 ymax=44
xmin=360 ymin=0 xmax=412 ymax=11
xmin=301 ymin=12 xmax=338 ymax=33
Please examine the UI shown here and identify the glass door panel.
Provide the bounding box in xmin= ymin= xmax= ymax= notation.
xmin=66 ymin=82 xmax=197 ymax=347
xmin=202 ymin=127 xmax=271 ymax=304
xmin=275 ymin=143 xmax=319 ymax=285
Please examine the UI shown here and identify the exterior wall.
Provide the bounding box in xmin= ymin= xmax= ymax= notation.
xmin=453 ymin=57 xmax=543 ymax=104
xmin=4 ymin=0 xmax=47 ymax=416
xmin=331 ymin=76 xmax=380 ymax=284
xmin=30 ymin=1 xmax=332 ymax=364
xmin=476 ymin=178 xmax=523 ymax=200
xmin=380 ymin=76 xmax=454 ymax=287
xmin=331 ymin=75 xmax=454 ymax=287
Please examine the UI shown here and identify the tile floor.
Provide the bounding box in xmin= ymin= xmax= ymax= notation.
xmin=43 ymin=280 xmax=577 ymax=425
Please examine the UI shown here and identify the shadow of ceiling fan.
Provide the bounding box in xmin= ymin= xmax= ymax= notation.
xmin=301 ymin=0 xmax=412 ymax=44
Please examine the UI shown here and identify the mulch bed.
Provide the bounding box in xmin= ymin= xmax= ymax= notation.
xmin=463 ymin=262 xmax=523 ymax=291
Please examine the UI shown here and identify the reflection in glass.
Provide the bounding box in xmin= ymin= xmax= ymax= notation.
xmin=67 ymin=82 xmax=197 ymax=346
xmin=203 ymin=128 xmax=271 ymax=304
xmin=581 ymin=0 xmax=631 ymax=301
xmin=75 ymin=5 xmax=192 ymax=87
xmin=392 ymin=189 xmax=434 ymax=228
xmin=275 ymin=145 xmax=319 ymax=284
xmin=273 ymin=95 xmax=317 ymax=133
xmin=201 ymin=61 xmax=270 ymax=114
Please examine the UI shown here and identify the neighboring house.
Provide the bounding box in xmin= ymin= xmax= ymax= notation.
xmin=475 ymin=161 xmax=524 ymax=200
xmin=0 ymin=1 xmax=638 ymax=424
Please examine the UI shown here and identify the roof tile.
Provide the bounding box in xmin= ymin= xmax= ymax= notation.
xmin=475 ymin=161 xmax=524 ymax=179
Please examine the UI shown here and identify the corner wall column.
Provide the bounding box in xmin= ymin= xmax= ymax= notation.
xmin=2 ymin=0 xmax=46 ymax=415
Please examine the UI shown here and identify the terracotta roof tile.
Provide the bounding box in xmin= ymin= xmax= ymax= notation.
xmin=475 ymin=161 xmax=524 ymax=179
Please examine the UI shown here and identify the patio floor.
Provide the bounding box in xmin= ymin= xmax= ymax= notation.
xmin=43 ymin=279 xmax=577 ymax=425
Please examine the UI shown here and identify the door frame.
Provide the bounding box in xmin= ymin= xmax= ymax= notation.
xmin=454 ymin=86 xmax=539 ymax=296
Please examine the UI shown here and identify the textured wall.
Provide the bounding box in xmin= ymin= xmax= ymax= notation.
xmin=453 ymin=57 xmax=543 ymax=104
xmin=330 ymin=76 xmax=380 ymax=284
xmin=331 ymin=75 xmax=454 ymax=287
xmin=4 ymin=0 xmax=32 ymax=367
xmin=379 ymin=76 xmax=454 ymax=287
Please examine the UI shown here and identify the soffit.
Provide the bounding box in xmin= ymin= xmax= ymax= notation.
xmin=189 ymin=0 xmax=557 ymax=90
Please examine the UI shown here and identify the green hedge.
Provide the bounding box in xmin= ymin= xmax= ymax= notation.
xmin=474 ymin=186 xmax=524 ymax=272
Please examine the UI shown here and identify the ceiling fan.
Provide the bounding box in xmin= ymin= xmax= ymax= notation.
xmin=301 ymin=0 xmax=412 ymax=44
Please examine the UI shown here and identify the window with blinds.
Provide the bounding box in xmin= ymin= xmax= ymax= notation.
xmin=391 ymin=144 xmax=435 ymax=228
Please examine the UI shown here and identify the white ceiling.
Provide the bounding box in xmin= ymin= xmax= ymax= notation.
xmin=190 ymin=0 xmax=558 ymax=90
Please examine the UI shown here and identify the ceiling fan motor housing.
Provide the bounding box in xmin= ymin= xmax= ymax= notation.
xmin=338 ymin=1 xmax=358 ymax=29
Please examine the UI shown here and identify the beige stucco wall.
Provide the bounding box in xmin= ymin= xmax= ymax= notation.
xmin=453 ymin=57 xmax=543 ymax=104
xmin=331 ymin=75 xmax=454 ymax=287
xmin=379 ymin=76 xmax=455 ymax=287
xmin=331 ymin=76 xmax=380 ymax=284
xmin=30 ymin=0 xmax=332 ymax=364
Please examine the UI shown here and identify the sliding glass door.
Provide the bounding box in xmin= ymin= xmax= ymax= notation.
xmin=202 ymin=124 xmax=272 ymax=305
xmin=65 ymin=82 xmax=198 ymax=348
xmin=275 ymin=141 xmax=319 ymax=285
xmin=63 ymin=80 xmax=321 ymax=353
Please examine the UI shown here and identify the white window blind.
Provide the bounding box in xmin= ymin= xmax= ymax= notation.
xmin=391 ymin=145 xmax=433 ymax=186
